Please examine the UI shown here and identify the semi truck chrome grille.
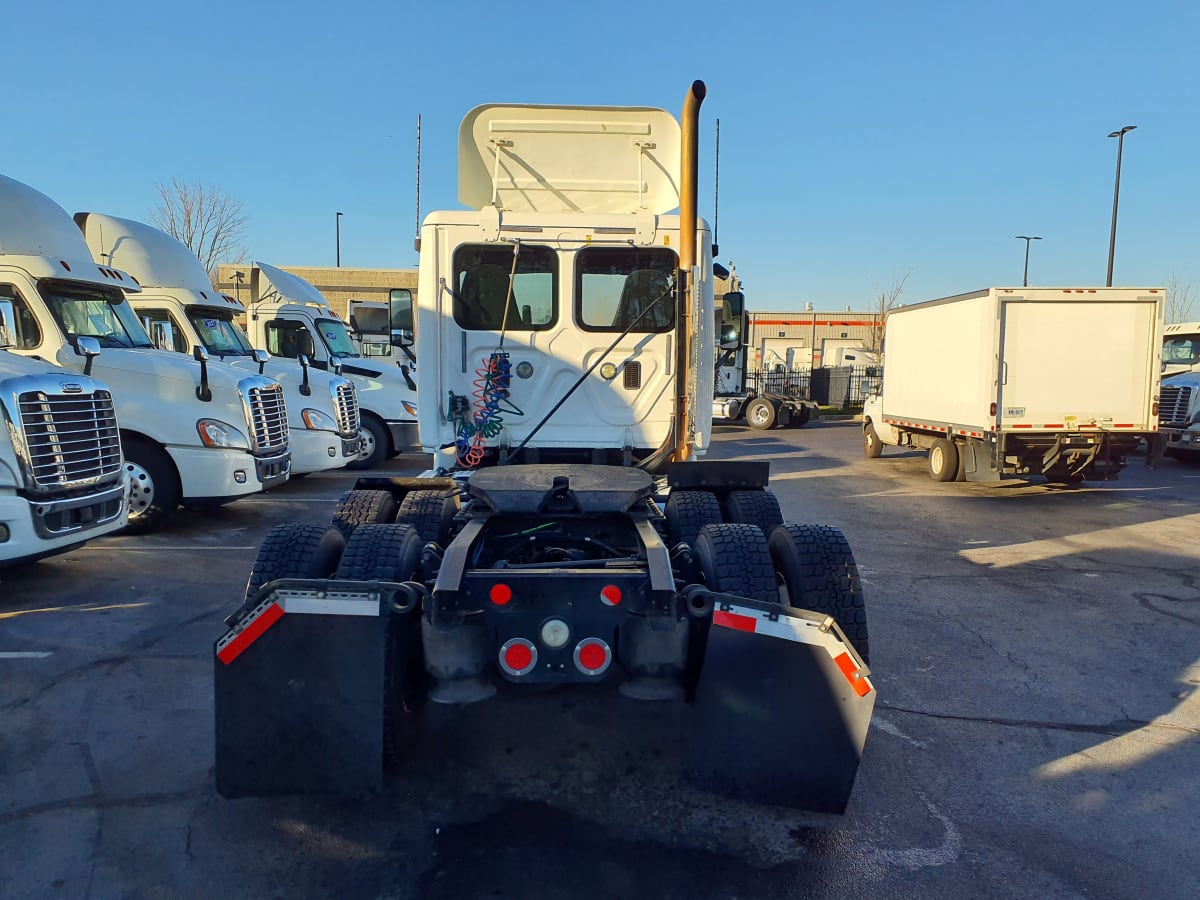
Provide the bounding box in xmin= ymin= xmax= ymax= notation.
xmin=246 ymin=382 xmax=289 ymax=453
xmin=17 ymin=389 xmax=122 ymax=491
xmin=334 ymin=381 xmax=360 ymax=436
xmin=1159 ymin=384 xmax=1192 ymax=426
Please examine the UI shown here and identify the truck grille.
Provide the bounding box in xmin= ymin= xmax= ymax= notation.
xmin=18 ymin=389 xmax=122 ymax=491
xmin=1159 ymin=384 xmax=1193 ymax=426
xmin=334 ymin=380 xmax=360 ymax=436
xmin=244 ymin=381 xmax=289 ymax=454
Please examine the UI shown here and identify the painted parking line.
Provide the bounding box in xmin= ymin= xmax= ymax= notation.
xmin=0 ymin=651 xmax=53 ymax=659
xmin=77 ymin=545 xmax=261 ymax=552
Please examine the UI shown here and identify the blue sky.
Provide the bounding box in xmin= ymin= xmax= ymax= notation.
xmin=7 ymin=1 xmax=1197 ymax=311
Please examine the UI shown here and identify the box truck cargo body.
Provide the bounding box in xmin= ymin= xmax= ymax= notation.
xmin=862 ymin=287 xmax=1163 ymax=483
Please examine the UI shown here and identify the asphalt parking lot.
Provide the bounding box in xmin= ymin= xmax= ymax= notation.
xmin=2 ymin=420 xmax=1198 ymax=899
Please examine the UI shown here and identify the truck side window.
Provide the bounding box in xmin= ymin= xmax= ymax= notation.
xmin=0 ymin=284 xmax=42 ymax=349
xmin=576 ymin=248 xmax=676 ymax=333
xmin=138 ymin=308 xmax=189 ymax=353
xmin=265 ymin=319 xmax=308 ymax=358
xmin=452 ymin=244 xmax=556 ymax=331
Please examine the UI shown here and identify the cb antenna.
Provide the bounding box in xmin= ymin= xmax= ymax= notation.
xmin=713 ymin=118 xmax=720 ymax=258
xmin=414 ymin=113 xmax=422 ymax=255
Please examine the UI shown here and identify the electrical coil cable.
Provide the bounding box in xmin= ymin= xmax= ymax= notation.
xmin=453 ymin=352 xmax=519 ymax=467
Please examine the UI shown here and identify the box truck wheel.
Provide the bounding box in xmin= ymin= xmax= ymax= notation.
xmin=331 ymin=489 xmax=399 ymax=539
xmin=722 ymin=489 xmax=784 ymax=536
xmin=665 ymin=490 xmax=723 ymax=547
xmin=347 ymin=415 xmax=390 ymax=470
xmin=744 ymin=397 xmax=777 ymax=430
xmin=863 ymin=423 xmax=884 ymax=459
xmin=694 ymin=523 xmax=780 ymax=604
xmin=767 ymin=523 xmax=869 ymax=663
xmin=928 ymin=438 xmax=958 ymax=482
xmin=122 ymin=438 xmax=181 ymax=533
xmin=396 ymin=490 xmax=458 ymax=546
xmin=243 ymin=522 xmax=346 ymax=602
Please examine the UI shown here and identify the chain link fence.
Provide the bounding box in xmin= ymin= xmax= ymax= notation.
xmin=747 ymin=365 xmax=882 ymax=410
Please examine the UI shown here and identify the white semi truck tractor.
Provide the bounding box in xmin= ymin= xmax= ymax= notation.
xmin=1157 ymin=321 xmax=1200 ymax=462
xmin=215 ymin=83 xmax=875 ymax=814
xmin=0 ymin=310 xmax=128 ymax=564
xmin=241 ymin=264 xmax=419 ymax=469
xmin=0 ymin=173 xmax=291 ymax=532
xmin=74 ymin=213 xmax=364 ymax=475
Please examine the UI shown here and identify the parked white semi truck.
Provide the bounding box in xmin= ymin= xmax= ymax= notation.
xmin=862 ymin=287 xmax=1163 ymax=482
xmin=0 ymin=317 xmax=128 ymax=564
xmin=0 ymin=173 xmax=291 ymax=531
xmin=241 ymin=264 xmax=418 ymax=469
xmin=74 ymin=213 xmax=364 ymax=475
xmin=1157 ymin=321 xmax=1200 ymax=462
xmin=215 ymin=83 xmax=876 ymax=815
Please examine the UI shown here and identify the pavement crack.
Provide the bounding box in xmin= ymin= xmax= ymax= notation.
xmin=878 ymin=702 xmax=1200 ymax=738
xmin=0 ymin=788 xmax=208 ymax=827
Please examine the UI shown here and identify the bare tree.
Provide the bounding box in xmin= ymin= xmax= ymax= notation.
xmin=151 ymin=178 xmax=248 ymax=280
xmin=867 ymin=269 xmax=912 ymax=356
xmin=1163 ymin=272 xmax=1195 ymax=324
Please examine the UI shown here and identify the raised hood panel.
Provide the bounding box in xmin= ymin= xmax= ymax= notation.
xmin=458 ymin=104 xmax=681 ymax=215
xmin=76 ymin=212 xmax=211 ymax=289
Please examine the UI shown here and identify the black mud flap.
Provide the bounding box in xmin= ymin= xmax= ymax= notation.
xmin=214 ymin=580 xmax=414 ymax=798
xmin=684 ymin=597 xmax=875 ymax=814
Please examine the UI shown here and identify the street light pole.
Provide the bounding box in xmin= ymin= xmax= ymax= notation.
xmin=336 ymin=211 xmax=344 ymax=267
xmin=1106 ymin=125 xmax=1136 ymax=287
xmin=1015 ymin=235 xmax=1041 ymax=287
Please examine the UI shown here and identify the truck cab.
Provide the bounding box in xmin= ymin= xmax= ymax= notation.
xmin=0 ymin=173 xmax=291 ymax=531
xmin=242 ymin=264 xmax=418 ymax=469
xmin=1159 ymin=320 xmax=1200 ymax=461
xmin=416 ymin=102 xmax=714 ymax=469
xmin=0 ymin=306 xmax=128 ymax=563
xmin=75 ymin=213 xmax=363 ymax=476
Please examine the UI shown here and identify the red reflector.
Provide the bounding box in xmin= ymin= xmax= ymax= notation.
xmin=490 ymin=583 xmax=512 ymax=605
xmin=833 ymin=651 xmax=872 ymax=697
xmin=217 ymin=602 xmax=285 ymax=665
xmin=713 ymin=609 xmax=757 ymax=633
xmin=989 ymin=402 xmax=997 ymax=416
xmin=600 ymin=585 xmax=621 ymax=606
xmin=504 ymin=642 xmax=533 ymax=671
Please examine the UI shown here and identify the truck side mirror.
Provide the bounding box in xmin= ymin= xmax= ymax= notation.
xmin=0 ymin=299 xmax=14 ymax=349
xmin=297 ymin=353 xmax=312 ymax=396
xmin=150 ymin=320 xmax=176 ymax=352
xmin=74 ymin=336 xmax=101 ymax=376
xmin=193 ymin=345 xmax=212 ymax=402
xmin=252 ymin=348 xmax=269 ymax=375
xmin=296 ymin=331 xmax=315 ymax=359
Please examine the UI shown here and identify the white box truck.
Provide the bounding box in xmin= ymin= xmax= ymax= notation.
xmin=0 ymin=320 xmax=128 ymax=564
xmin=1157 ymin=321 xmax=1200 ymax=462
xmin=241 ymin=264 xmax=419 ymax=469
xmin=0 ymin=173 xmax=291 ymax=531
xmin=861 ymin=287 xmax=1163 ymax=483
xmin=74 ymin=213 xmax=364 ymax=475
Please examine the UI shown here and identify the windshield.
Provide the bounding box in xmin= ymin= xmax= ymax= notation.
xmin=39 ymin=279 xmax=153 ymax=348
xmin=188 ymin=308 xmax=255 ymax=356
xmin=315 ymin=317 xmax=360 ymax=358
xmin=1162 ymin=335 xmax=1200 ymax=366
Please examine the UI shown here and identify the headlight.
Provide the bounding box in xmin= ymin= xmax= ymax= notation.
xmin=196 ymin=419 xmax=249 ymax=449
xmin=301 ymin=408 xmax=337 ymax=431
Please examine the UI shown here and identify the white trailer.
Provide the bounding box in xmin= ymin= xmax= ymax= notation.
xmin=0 ymin=173 xmax=291 ymax=531
xmin=75 ymin=213 xmax=364 ymax=475
xmin=241 ymin=264 xmax=418 ymax=469
xmin=862 ymin=287 xmax=1163 ymax=483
